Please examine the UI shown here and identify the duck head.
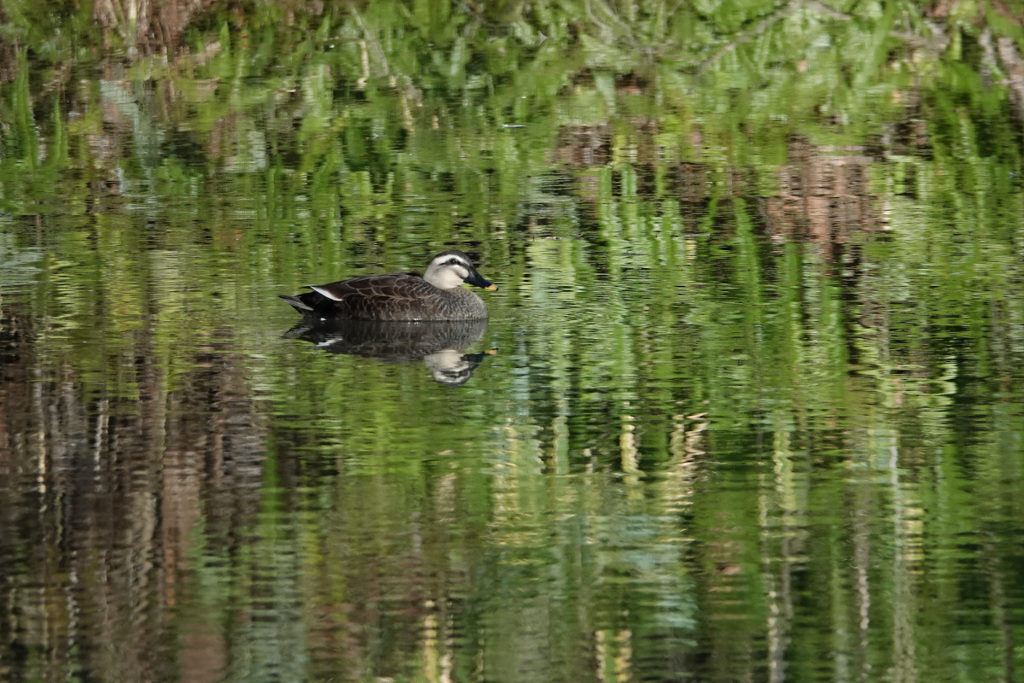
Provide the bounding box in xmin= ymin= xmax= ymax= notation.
xmin=423 ymin=250 xmax=498 ymax=291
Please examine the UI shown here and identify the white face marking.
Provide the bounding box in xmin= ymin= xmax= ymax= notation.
xmin=425 ymin=255 xmax=472 ymax=289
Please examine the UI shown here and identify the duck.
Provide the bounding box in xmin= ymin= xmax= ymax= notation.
xmin=279 ymin=250 xmax=498 ymax=321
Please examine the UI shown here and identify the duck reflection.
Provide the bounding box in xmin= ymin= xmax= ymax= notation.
xmin=284 ymin=318 xmax=494 ymax=386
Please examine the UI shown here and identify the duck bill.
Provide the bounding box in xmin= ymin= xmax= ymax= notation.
xmin=465 ymin=270 xmax=498 ymax=291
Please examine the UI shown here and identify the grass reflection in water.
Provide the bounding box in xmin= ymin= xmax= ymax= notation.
xmin=0 ymin=1 xmax=1023 ymax=681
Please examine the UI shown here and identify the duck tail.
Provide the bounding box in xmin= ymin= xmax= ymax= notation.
xmin=278 ymin=294 xmax=314 ymax=312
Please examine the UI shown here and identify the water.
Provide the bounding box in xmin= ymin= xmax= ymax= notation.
xmin=3 ymin=6 xmax=1024 ymax=681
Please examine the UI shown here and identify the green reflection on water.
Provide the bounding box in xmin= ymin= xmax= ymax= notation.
xmin=1 ymin=2 xmax=1024 ymax=681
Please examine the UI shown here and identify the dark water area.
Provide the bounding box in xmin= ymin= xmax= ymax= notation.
xmin=3 ymin=3 xmax=1024 ymax=681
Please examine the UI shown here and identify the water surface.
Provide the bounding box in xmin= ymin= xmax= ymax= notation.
xmin=2 ymin=4 xmax=1024 ymax=681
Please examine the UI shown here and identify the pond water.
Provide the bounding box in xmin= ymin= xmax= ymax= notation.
xmin=2 ymin=4 xmax=1024 ymax=682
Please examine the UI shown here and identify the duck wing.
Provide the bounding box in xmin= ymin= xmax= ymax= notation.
xmin=308 ymin=273 xmax=438 ymax=320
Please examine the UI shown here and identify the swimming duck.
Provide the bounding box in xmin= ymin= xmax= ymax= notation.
xmin=279 ymin=250 xmax=497 ymax=321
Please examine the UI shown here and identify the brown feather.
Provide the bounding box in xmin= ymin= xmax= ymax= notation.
xmin=281 ymin=270 xmax=491 ymax=321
